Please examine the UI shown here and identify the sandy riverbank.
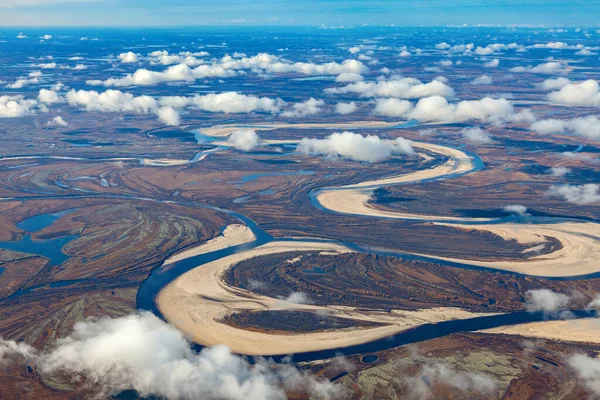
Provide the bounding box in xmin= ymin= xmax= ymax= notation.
xmin=157 ymin=240 xmax=493 ymax=355
xmin=478 ymin=318 xmax=600 ymax=344
xmin=163 ymin=224 xmax=257 ymax=265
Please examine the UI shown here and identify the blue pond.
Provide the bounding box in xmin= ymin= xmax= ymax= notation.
xmin=0 ymin=209 xmax=78 ymax=266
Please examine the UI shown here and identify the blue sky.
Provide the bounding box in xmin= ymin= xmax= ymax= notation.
xmin=0 ymin=0 xmax=598 ymax=26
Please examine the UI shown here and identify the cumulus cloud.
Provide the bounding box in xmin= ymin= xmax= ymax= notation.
xmin=547 ymin=184 xmax=600 ymax=205
xmin=371 ymin=95 xmax=533 ymax=125
xmin=503 ymin=204 xmax=528 ymax=216
xmin=38 ymin=88 xmax=63 ymax=104
xmin=5 ymin=76 xmax=39 ymax=89
xmin=160 ymin=92 xmax=283 ymax=114
xmin=484 ymin=59 xmax=500 ymax=68
xmin=228 ymin=129 xmax=260 ymax=151
xmin=335 ymin=101 xmax=357 ymax=115
xmin=325 ymin=77 xmax=455 ymax=99
xmin=34 ymin=62 xmax=57 ymax=69
xmin=89 ymin=63 xmax=236 ymax=87
xmin=47 ymin=116 xmax=68 ymax=127
xmin=373 ymin=98 xmax=413 ymax=117
xmin=297 ymin=131 xmax=414 ymax=163
xmin=67 ymin=89 xmax=158 ymax=113
xmin=530 ymin=115 xmax=600 ymax=139
xmin=546 ymin=79 xmax=600 ymax=106
xmin=156 ymin=106 xmax=180 ymax=126
xmin=0 ymin=95 xmax=38 ymax=118
xmin=539 ymin=77 xmax=571 ymax=90
xmin=148 ymin=50 xmax=209 ymax=66
xmin=567 ymin=353 xmax=600 ymax=397
xmin=280 ymin=98 xmax=324 ymax=117
xmin=0 ymin=313 xmax=341 ymax=400
xmin=411 ymin=96 xmax=532 ymax=125
xmin=335 ymin=72 xmax=363 ymax=83
xmin=118 ymin=51 xmax=140 ymax=63
xmin=461 ymin=127 xmax=493 ymax=143
xmin=549 ymin=166 xmax=570 ymax=177
xmin=525 ymin=289 xmax=570 ymax=312
xmin=470 ymin=75 xmax=493 ymax=85
xmin=510 ymin=61 xmax=570 ymax=74
xmin=91 ymin=53 xmax=367 ymax=87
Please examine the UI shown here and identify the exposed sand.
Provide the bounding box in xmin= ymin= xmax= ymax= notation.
xmin=314 ymin=141 xmax=490 ymax=221
xmin=419 ymin=221 xmax=600 ymax=277
xmin=163 ymin=224 xmax=257 ymax=265
xmin=141 ymin=158 xmax=190 ymax=166
xmin=310 ymin=136 xmax=600 ymax=277
xmin=478 ymin=319 xmax=600 ymax=344
xmin=157 ymin=240 xmax=493 ymax=355
xmin=159 ymin=120 xmax=600 ymax=354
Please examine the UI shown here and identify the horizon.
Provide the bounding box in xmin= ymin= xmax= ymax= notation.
xmin=0 ymin=0 xmax=598 ymax=27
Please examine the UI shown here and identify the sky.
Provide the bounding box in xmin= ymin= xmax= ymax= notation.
xmin=0 ymin=0 xmax=599 ymax=27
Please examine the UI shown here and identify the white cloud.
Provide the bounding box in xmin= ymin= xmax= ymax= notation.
xmin=47 ymin=115 xmax=68 ymax=127
xmin=335 ymin=101 xmax=357 ymax=115
xmin=118 ymin=51 xmax=140 ymax=63
xmin=160 ymin=92 xmax=283 ymax=114
xmin=67 ymin=89 xmax=158 ymax=113
xmin=549 ymin=166 xmax=570 ymax=177
xmin=89 ymin=63 xmax=236 ymax=87
xmin=546 ymin=80 xmax=600 ymax=106
xmin=539 ymin=77 xmax=571 ymax=90
xmin=409 ymin=96 xmax=528 ymax=125
xmin=156 ymin=106 xmax=180 ymax=126
xmin=93 ymin=53 xmax=368 ymax=87
xmin=219 ymin=53 xmax=368 ymax=76
xmin=0 ymin=338 xmax=35 ymax=367
xmin=16 ymin=32 xmax=27 ymax=39
xmin=461 ymin=127 xmax=492 ymax=143
xmin=38 ymin=88 xmax=63 ymax=104
xmin=531 ymin=116 xmax=600 ymax=139
xmin=0 ymin=312 xmax=341 ymax=400
xmin=280 ymin=98 xmax=324 ymax=117
xmin=373 ymin=98 xmax=413 ymax=117
xmin=470 ymin=75 xmax=493 ymax=85
xmin=399 ymin=50 xmax=411 ymax=57
xmin=40 ymin=34 xmax=52 ymax=40
xmin=510 ymin=61 xmax=570 ymax=74
xmin=335 ymin=72 xmax=363 ymax=83
xmin=403 ymin=359 xmax=496 ymax=399
xmin=0 ymin=95 xmax=37 ymax=118
xmin=281 ymin=292 xmax=311 ymax=304
xmin=147 ymin=50 xmax=208 ymax=67
xmin=228 ymin=129 xmax=260 ymax=151
xmin=568 ymin=354 xmax=600 ymax=397
xmin=297 ymin=131 xmax=413 ymax=163
xmin=325 ymin=77 xmax=455 ymax=99
xmin=372 ymin=96 xmax=532 ymax=125
xmin=6 ymin=77 xmax=39 ymax=89
xmin=484 ymin=59 xmax=500 ymax=68
xmin=547 ymin=184 xmax=600 ymax=205
xmin=34 ymin=62 xmax=57 ymax=69
xmin=503 ymin=204 xmax=528 ymax=216
xmin=525 ymin=289 xmax=570 ymax=312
